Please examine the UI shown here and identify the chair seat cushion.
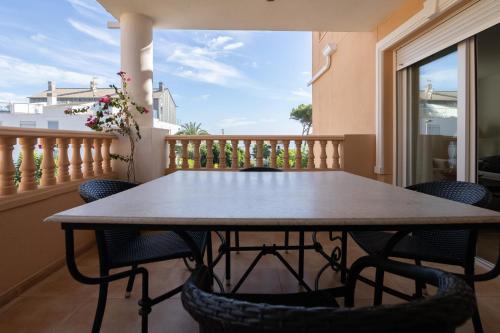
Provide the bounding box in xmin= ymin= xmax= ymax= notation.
xmin=107 ymin=231 xmax=207 ymax=268
xmin=350 ymin=231 xmax=466 ymax=266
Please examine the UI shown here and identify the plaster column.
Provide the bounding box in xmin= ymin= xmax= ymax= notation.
xmin=120 ymin=12 xmax=153 ymax=128
xmin=119 ymin=13 xmax=168 ymax=182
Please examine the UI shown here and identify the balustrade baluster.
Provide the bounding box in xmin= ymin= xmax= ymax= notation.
xmin=283 ymin=140 xmax=290 ymax=170
xmin=193 ymin=140 xmax=201 ymax=169
xmin=82 ymin=138 xmax=94 ymax=178
xmin=0 ymin=137 xmax=17 ymax=195
xmin=93 ymin=138 xmax=103 ymax=176
xmin=256 ymin=140 xmax=264 ymax=167
xmin=206 ymin=140 xmax=214 ymax=169
xmin=320 ymin=140 xmax=328 ymax=169
xmin=168 ymin=140 xmax=177 ymax=171
xmin=40 ymin=137 xmax=57 ymax=187
xmin=244 ymin=140 xmax=251 ymax=168
xmin=102 ymin=138 xmax=113 ymax=174
xmin=332 ymin=141 xmax=341 ymax=170
xmin=338 ymin=141 xmax=344 ymax=169
xmin=307 ymin=140 xmax=315 ymax=169
xmin=219 ymin=139 xmax=226 ymax=169
xmin=18 ymin=137 xmax=37 ymax=192
xmin=56 ymin=138 xmax=71 ymax=183
xmin=270 ymin=140 xmax=277 ymax=168
xmin=70 ymin=138 xmax=83 ymax=180
xmin=231 ymin=140 xmax=239 ymax=170
xmin=295 ymin=139 xmax=302 ymax=170
xmin=181 ymin=140 xmax=189 ymax=169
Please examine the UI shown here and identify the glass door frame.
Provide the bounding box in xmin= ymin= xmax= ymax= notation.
xmin=396 ymin=38 xmax=476 ymax=187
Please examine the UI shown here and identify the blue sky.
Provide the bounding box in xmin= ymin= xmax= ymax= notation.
xmin=0 ymin=0 xmax=312 ymax=134
xmin=419 ymin=50 xmax=457 ymax=91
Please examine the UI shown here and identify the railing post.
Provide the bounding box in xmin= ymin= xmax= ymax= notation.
xmin=18 ymin=137 xmax=38 ymax=192
xmin=70 ymin=138 xmax=83 ymax=180
xmin=56 ymin=138 xmax=71 ymax=183
xmin=93 ymin=138 xmax=103 ymax=176
xmin=40 ymin=137 xmax=57 ymax=187
xmin=0 ymin=137 xmax=17 ymax=195
xmin=320 ymin=140 xmax=328 ymax=169
xmin=295 ymin=139 xmax=302 ymax=170
xmin=231 ymin=139 xmax=239 ymax=170
xmin=168 ymin=139 xmax=177 ymax=171
xmin=206 ymin=140 xmax=214 ymax=169
xmin=332 ymin=140 xmax=341 ymax=170
xmin=307 ymin=140 xmax=315 ymax=170
xmin=193 ymin=140 xmax=201 ymax=169
xmin=256 ymin=140 xmax=264 ymax=167
xmin=219 ymin=139 xmax=226 ymax=169
xmin=82 ymin=138 xmax=94 ymax=178
xmin=244 ymin=140 xmax=251 ymax=168
xmin=283 ymin=140 xmax=290 ymax=170
xmin=181 ymin=139 xmax=189 ymax=169
xmin=270 ymin=140 xmax=277 ymax=169
xmin=102 ymin=138 xmax=113 ymax=175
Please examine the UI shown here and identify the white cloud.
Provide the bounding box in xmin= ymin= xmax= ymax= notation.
xmin=167 ymin=45 xmax=246 ymax=86
xmin=292 ymin=88 xmax=312 ymax=99
xmin=208 ymin=36 xmax=233 ymax=49
xmin=219 ymin=117 xmax=257 ymax=128
xmin=0 ymin=91 xmax=28 ymax=103
xmin=30 ymin=33 xmax=48 ymax=42
xmin=0 ymin=55 xmax=108 ymax=88
xmin=200 ymin=94 xmax=211 ymax=100
xmin=224 ymin=42 xmax=244 ymax=50
xmin=301 ymin=71 xmax=311 ymax=76
xmin=66 ymin=0 xmax=102 ymax=14
xmin=67 ymin=18 xmax=118 ymax=46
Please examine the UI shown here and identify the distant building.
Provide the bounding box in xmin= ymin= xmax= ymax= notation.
xmin=0 ymin=80 xmax=179 ymax=133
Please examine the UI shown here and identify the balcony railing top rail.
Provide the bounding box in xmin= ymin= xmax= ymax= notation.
xmin=0 ymin=127 xmax=117 ymax=210
xmin=0 ymin=126 xmax=116 ymax=139
xmin=165 ymin=134 xmax=344 ymax=173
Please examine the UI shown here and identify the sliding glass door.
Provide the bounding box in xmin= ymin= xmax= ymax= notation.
xmin=476 ymin=23 xmax=500 ymax=263
xmin=406 ymin=47 xmax=459 ymax=186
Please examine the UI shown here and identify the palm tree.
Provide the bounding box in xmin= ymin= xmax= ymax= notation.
xmin=176 ymin=122 xmax=209 ymax=135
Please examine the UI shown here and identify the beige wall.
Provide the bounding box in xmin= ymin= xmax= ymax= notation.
xmin=0 ymin=191 xmax=93 ymax=305
xmin=312 ymin=0 xmax=425 ymax=182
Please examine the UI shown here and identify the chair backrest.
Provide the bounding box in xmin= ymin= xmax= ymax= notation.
xmin=79 ymin=180 xmax=139 ymax=259
xmin=240 ymin=167 xmax=282 ymax=172
xmin=182 ymin=263 xmax=474 ymax=333
xmin=406 ymin=181 xmax=491 ymax=263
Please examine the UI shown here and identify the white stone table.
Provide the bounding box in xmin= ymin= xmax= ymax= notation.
xmin=45 ymin=171 xmax=500 ymax=230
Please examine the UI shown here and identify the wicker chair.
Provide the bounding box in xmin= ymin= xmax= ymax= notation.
xmin=347 ymin=180 xmax=491 ymax=333
xmin=79 ymin=179 xmax=208 ymax=332
xmin=182 ymin=256 xmax=475 ymax=333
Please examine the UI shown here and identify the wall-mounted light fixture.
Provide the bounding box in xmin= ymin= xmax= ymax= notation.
xmin=307 ymin=42 xmax=337 ymax=86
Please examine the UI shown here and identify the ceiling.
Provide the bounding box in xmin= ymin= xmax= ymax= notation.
xmin=97 ymin=0 xmax=408 ymax=31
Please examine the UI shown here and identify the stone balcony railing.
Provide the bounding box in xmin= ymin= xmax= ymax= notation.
xmin=0 ymin=126 xmax=117 ymax=210
xmin=165 ymin=135 xmax=346 ymax=173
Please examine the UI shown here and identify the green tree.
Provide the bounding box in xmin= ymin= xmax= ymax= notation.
xmin=290 ymin=104 xmax=312 ymax=135
xmin=176 ymin=122 xmax=209 ymax=135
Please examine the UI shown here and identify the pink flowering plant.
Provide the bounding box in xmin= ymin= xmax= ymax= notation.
xmin=64 ymin=71 xmax=149 ymax=181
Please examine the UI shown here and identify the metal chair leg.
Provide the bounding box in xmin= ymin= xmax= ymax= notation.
xmin=125 ymin=264 xmax=138 ymax=298
xmin=284 ymin=231 xmax=290 ymax=253
xmin=414 ymin=259 xmax=425 ymax=298
xmin=340 ymin=231 xmax=348 ymax=284
xmin=225 ymin=231 xmax=231 ymax=286
xmin=298 ymin=231 xmax=304 ymax=285
xmin=92 ymin=280 xmax=109 ymax=333
xmin=374 ymin=267 xmax=384 ymax=305
xmin=235 ymin=231 xmax=240 ymax=254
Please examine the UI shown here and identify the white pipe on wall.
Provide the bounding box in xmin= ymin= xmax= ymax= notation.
xmin=307 ymin=43 xmax=337 ymax=87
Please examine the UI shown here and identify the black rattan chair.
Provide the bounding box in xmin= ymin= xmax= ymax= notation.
xmin=347 ymin=180 xmax=491 ymax=333
xmin=182 ymin=256 xmax=474 ymax=333
xmin=79 ymin=179 xmax=208 ymax=332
